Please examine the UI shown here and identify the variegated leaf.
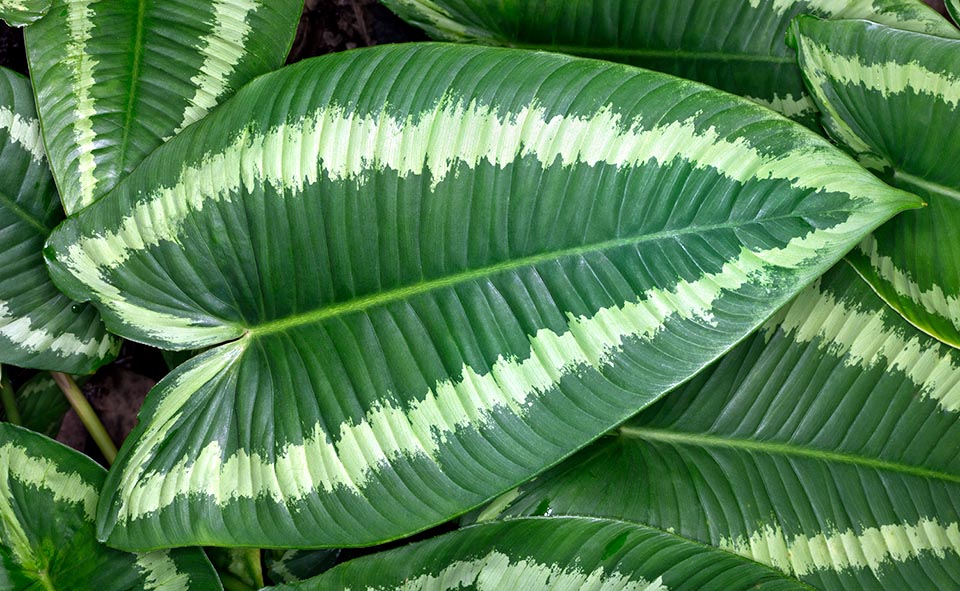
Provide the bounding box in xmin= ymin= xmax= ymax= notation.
xmin=266 ymin=517 xmax=808 ymax=591
xmin=0 ymin=0 xmax=50 ymax=27
xmin=481 ymin=263 xmax=960 ymax=590
xmin=44 ymin=44 xmax=918 ymax=550
xmin=0 ymin=67 xmax=118 ymax=373
xmin=24 ymin=0 xmax=303 ymax=214
xmin=0 ymin=423 xmax=222 ymax=591
xmin=793 ymin=17 xmax=960 ymax=347
xmin=381 ymin=0 xmax=957 ymax=127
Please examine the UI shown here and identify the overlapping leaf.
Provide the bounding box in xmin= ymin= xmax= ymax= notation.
xmin=0 ymin=423 xmax=222 ymax=590
xmin=484 ymin=263 xmax=960 ymax=590
xmin=381 ymin=0 xmax=957 ymax=127
xmin=0 ymin=0 xmax=50 ymax=27
xmin=24 ymin=0 xmax=303 ymax=214
xmin=793 ymin=17 xmax=960 ymax=347
xmin=0 ymin=374 xmax=70 ymax=436
xmin=0 ymin=67 xmax=118 ymax=373
xmin=266 ymin=517 xmax=807 ymax=591
xmin=44 ymin=44 xmax=918 ymax=550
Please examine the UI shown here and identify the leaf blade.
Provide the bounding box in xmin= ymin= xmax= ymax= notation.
xmin=39 ymin=44 xmax=919 ymax=549
xmin=485 ymin=263 xmax=960 ymax=590
xmin=0 ymin=423 xmax=222 ymax=591
xmin=24 ymin=0 xmax=303 ymax=214
xmin=0 ymin=67 xmax=118 ymax=373
xmin=792 ymin=17 xmax=960 ymax=347
xmin=381 ymin=0 xmax=958 ymax=125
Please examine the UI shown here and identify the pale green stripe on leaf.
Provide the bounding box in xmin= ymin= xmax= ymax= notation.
xmin=61 ymin=96 xmax=903 ymax=345
xmin=65 ymin=0 xmax=99 ymax=210
xmin=799 ymin=37 xmax=960 ymax=108
xmin=0 ymin=105 xmax=43 ymax=161
xmin=743 ymin=93 xmax=817 ymax=119
xmin=174 ymin=0 xmax=257 ymax=135
xmin=0 ymin=0 xmax=51 ymax=27
xmin=117 ymin=217 xmax=882 ymax=522
xmin=855 ymin=235 xmax=960 ymax=343
xmin=136 ymin=552 xmax=191 ymax=591
xmin=780 ymin=269 xmax=960 ymax=411
xmin=0 ymin=441 xmax=98 ymax=568
xmin=0 ymin=300 xmax=118 ymax=359
xmin=720 ymin=518 xmax=960 ymax=577
xmin=371 ymin=550 xmax=667 ymax=591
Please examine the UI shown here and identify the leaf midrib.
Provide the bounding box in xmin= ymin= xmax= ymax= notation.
xmin=0 ymin=188 xmax=49 ymax=235
xmin=892 ymin=169 xmax=960 ymax=203
xmin=620 ymin=425 xmax=960 ymax=483
xmin=114 ymin=0 xmax=148 ymax=180
xmin=506 ymin=42 xmax=795 ymax=65
xmin=246 ymin=212 xmax=809 ymax=337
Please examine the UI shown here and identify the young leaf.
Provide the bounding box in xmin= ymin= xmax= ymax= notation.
xmin=44 ymin=44 xmax=919 ymax=550
xmin=264 ymin=518 xmax=809 ymax=591
xmin=0 ymin=67 xmax=118 ymax=373
xmin=24 ymin=0 xmax=303 ymax=214
xmin=0 ymin=0 xmax=51 ymax=27
xmin=484 ymin=263 xmax=960 ymax=590
xmin=0 ymin=423 xmax=222 ymax=590
xmin=792 ymin=17 xmax=960 ymax=347
xmin=381 ymin=0 xmax=958 ymax=126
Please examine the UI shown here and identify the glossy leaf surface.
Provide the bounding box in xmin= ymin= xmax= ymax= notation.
xmin=381 ymin=0 xmax=957 ymax=126
xmin=0 ymin=67 xmax=117 ymax=372
xmin=44 ymin=44 xmax=918 ymax=550
xmin=24 ymin=0 xmax=303 ymax=214
xmin=268 ymin=518 xmax=807 ymax=591
xmin=0 ymin=0 xmax=50 ymax=26
xmin=0 ymin=423 xmax=222 ymax=590
xmin=486 ymin=263 xmax=960 ymax=590
xmin=793 ymin=17 xmax=960 ymax=347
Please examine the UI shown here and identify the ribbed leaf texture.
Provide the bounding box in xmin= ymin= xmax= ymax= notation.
xmin=0 ymin=0 xmax=50 ymax=26
xmin=24 ymin=0 xmax=303 ymax=214
xmin=793 ymin=17 xmax=960 ymax=347
xmin=44 ymin=44 xmax=919 ymax=550
xmin=0 ymin=424 xmax=222 ymax=591
xmin=266 ymin=518 xmax=808 ymax=591
xmin=483 ymin=263 xmax=960 ymax=590
xmin=381 ymin=0 xmax=957 ymax=127
xmin=0 ymin=67 xmax=118 ymax=373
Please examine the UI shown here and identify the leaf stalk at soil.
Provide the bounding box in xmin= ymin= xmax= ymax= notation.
xmin=50 ymin=371 xmax=117 ymax=464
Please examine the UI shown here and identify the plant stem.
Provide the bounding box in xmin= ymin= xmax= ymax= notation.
xmin=50 ymin=372 xmax=117 ymax=464
xmin=0 ymin=372 xmax=21 ymax=426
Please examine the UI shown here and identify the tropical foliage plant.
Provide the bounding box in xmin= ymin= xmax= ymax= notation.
xmin=1 ymin=0 xmax=959 ymax=589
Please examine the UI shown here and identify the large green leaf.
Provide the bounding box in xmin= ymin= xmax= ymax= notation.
xmin=792 ymin=17 xmax=960 ymax=347
xmin=0 ymin=67 xmax=118 ymax=372
xmin=24 ymin=0 xmax=303 ymax=214
xmin=0 ymin=0 xmax=51 ymax=27
xmin=267 ymin=517 xmax=808 ymax=591
xmin=0 ymin=423 xmax=222 ymax=590
xmin=483 ymin=263 xmax=960 ymax=590
xmin=44 ymin=44 xmax=918 ymax=550
xmin=381 ymin=0 xmax=957 ymax=127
